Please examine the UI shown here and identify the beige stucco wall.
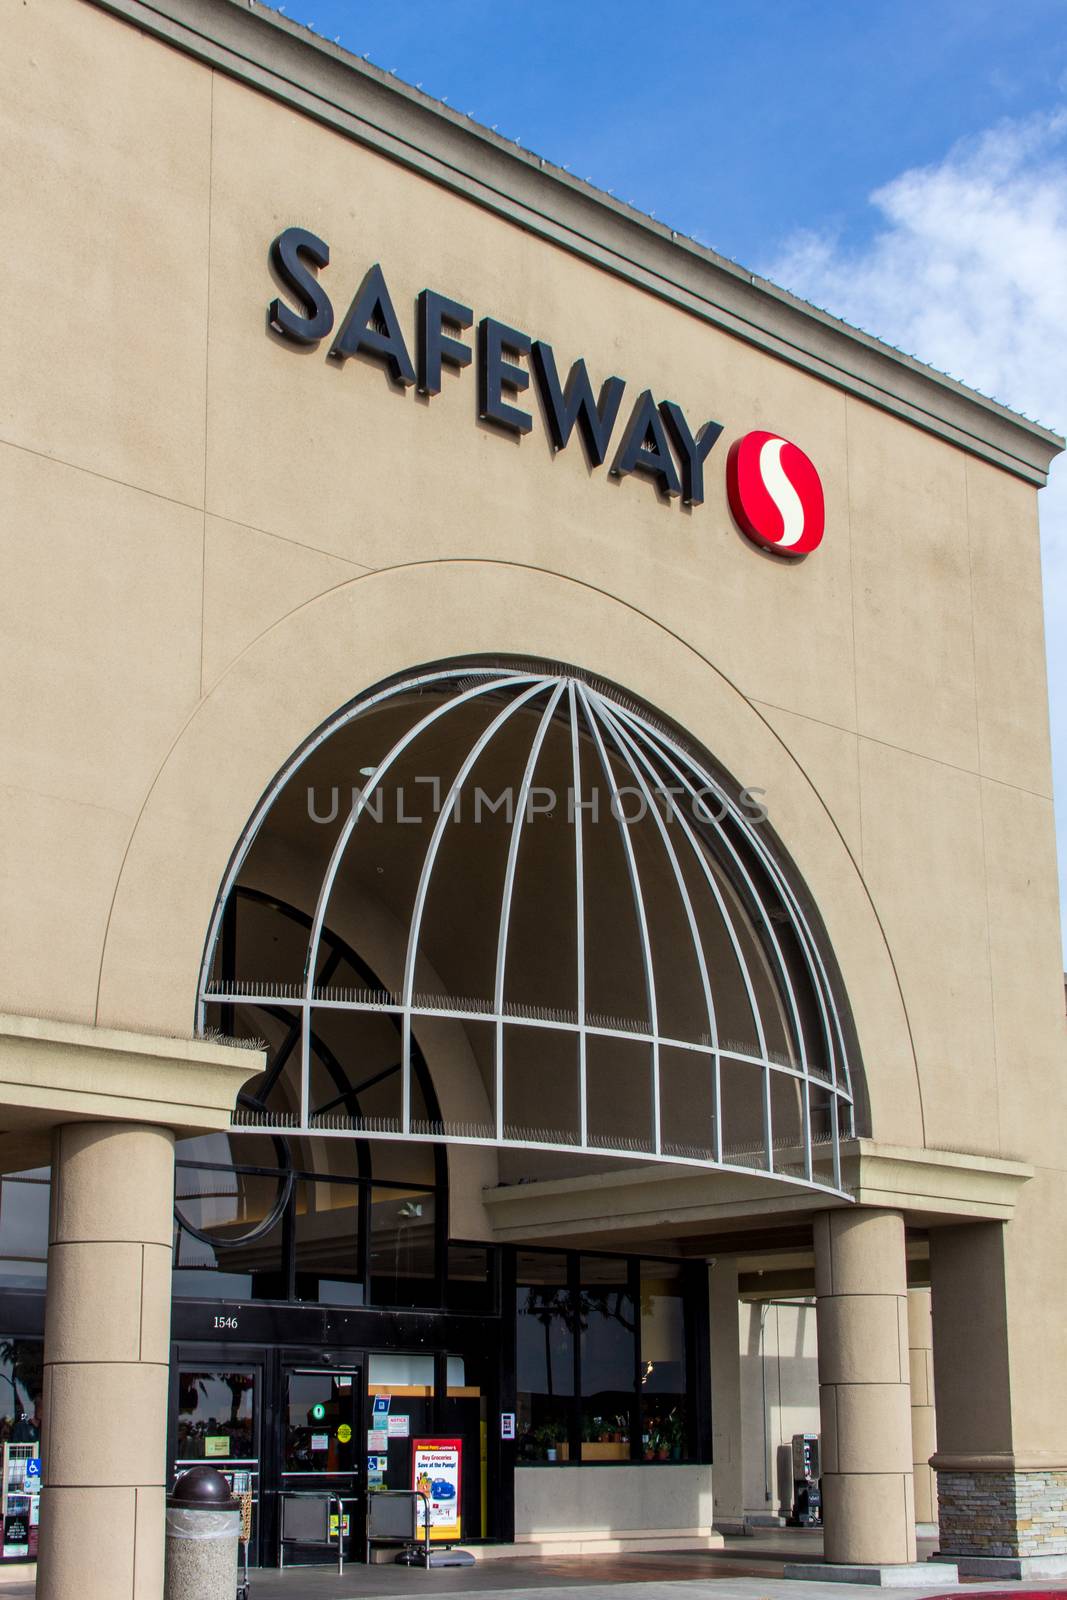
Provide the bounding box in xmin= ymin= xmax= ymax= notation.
xmin=2 ymin=0 xmax=1066 ymax=1468
xmin=514 ymin=1463 xmax=714 ymax=1546
xmin=739 ymin=1300 xmax=820 ymax=1517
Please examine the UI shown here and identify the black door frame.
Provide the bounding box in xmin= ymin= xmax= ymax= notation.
xmin=170 ymin=1308 xmax=508 ymax=1565
xmin=169 ymin=1342 xmax=270 ymax=1564
xmin=274 ymin=1351 xmax=366 ymax=1566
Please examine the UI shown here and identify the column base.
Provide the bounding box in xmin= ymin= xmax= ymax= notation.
xmin=783 ymin=1562 xmax=958 ymax=1587
xmin=932 ymin=1551 xmax=1067 ymax=1578
xmin=936 ymin=1466 xmax=1067 ymax=1564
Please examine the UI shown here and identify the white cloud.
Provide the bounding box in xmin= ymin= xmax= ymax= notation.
xmin=763 ymin=112 xmax=1067 ymax=957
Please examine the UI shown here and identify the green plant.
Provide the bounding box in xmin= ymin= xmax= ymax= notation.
xmin=533 ymin=1421 xmax=566 ymax=1454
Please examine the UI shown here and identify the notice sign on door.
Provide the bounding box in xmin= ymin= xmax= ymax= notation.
xmin=2 ymin=1513 xmax=28 ymax=1559
xmin=412 ymin=1437 xmax=462 ymax=1542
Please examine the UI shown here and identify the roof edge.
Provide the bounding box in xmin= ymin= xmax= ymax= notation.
xmin=89 ymin=0 xmax=1064 ymax=485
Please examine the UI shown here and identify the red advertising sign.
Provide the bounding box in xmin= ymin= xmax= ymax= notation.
xmin=412 ymin=1436 xmax=462 ymax=1542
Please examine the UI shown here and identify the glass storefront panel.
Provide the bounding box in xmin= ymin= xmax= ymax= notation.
xmin=579 ymin=1256 xmax=635 ymax=1461
xmin=367 ymin=1352 xmax=433 ymax=1499
xmin=172 ymin=1162 xmax=287 ymax=1301
xmin=639 ymin=1260 xmax=688 ymax=1461
xmin=368 ymin=1187 xmax=437 ymax=1307
xmin=512 ymin=1249 xmax=700 ymax=1467
xmin=0 ymin=1340 xmax=42 ymax=1449
xmin=516 ymin=1251 xmax=573 ymax=1462
xmin=446 ymin=1242 xmax=493 ymax=1312
xmin=293 ymin=1178 xmax=362 ymax=1305
xmin=0 ymin=1172 xmax=49 ymax=1292
xmin=283 ymin=1370 xmax=359 ymax=1475
xmin=0 ymin=1338 xmax=43 ymax=1563
xmin=177 ymin=1369 xmax=257 ymax=1462
xmin=440 ymin=1354 xmax=487 ymax=1540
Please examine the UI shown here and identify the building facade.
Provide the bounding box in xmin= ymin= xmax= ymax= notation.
xmin=2 ymin=1 xmax=1066 ymax=1595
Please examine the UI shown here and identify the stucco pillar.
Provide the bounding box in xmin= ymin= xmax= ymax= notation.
xmin=908 ymin=1287 xmax=937 ymax=1530
xmin=38 ymin=1122 xmax=176 ymax=1600
xmin=928 ymin=1218 xmax=1067 ymax=1572
xmin=709 ymin=1258 xmax=744 ymax=1530
xmin=814 ymin=1208 xmax=916 ymax=1566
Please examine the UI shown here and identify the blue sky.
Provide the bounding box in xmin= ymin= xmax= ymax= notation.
xmin=269 ymin=0 xmax=1067 ymax=952
xmin=269 ymin=0 xmax=1067 ymax=267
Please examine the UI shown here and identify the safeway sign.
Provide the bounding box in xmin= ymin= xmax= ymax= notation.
xmin=267 ymin=227 xmax=826 ymax=556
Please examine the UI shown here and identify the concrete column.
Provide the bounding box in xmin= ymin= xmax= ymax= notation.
xmin=38 ymin=1122 xmax=176 ymax=1600
xmin=709 ymin=1258 xmax=744 ymax=1531
xmin=908 ymin=1287 xmax=937 ymax=1530
xmin=929 ymin=1206 xmax=1067 ymax=1573
xmin=814 ymin=1208 xmax=916 ymax=1565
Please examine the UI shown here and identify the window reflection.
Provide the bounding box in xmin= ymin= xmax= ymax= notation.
xmin=515 ymin=1251 xmax=695 ymax=1465
xmin=516 ymin=1252 xmax=573 ymax=1462
xmin=640 ymin=1260 xmax=688 ymax=1461
xmin=177 ymin=1370 xmax=256 ymax=1461
xmin=293 ymin=1178 xmax=362 ymax=1306
xmin=0 ymin=1340 xmax=42 ymax=1446
xmin=0 ymin=1172 xmax=49 ymax=1291
xmin=580 ymin=1256 xmax=634 ymax=1461
xmin=368 ymin=1187 xmax=437 ymax=1307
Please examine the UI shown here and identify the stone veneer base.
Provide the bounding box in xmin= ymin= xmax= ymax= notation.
xmin=937 ymin=1469 xmax=1067 ymax=1561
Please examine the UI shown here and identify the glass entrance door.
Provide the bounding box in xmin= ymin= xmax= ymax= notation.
xmin=175 ymin=1364 xmax=262 ymax=1553
xmin=280 ymin=1366 xmax=362 ymax=1565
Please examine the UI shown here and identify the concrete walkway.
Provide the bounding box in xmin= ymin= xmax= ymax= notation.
xmin=206 ymin=1568 xmax=1067 ymax=1600
xmin=3 ymin=1532 xmax=1067 ymax=1599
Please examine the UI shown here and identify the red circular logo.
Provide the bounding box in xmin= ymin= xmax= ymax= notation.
xmin=726 ymin=431 xmax=824 ymax=556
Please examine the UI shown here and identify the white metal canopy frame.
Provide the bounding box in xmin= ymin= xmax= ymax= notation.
xmin=199 ymin=662 xmax=858 ymax=1200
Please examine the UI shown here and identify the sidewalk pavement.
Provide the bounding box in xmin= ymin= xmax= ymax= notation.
xmin=4 ymin=1531 xmax=1067 ymax=1599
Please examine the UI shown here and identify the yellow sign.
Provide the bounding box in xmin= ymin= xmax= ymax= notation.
xmin=204 ymin=1436 xmax=229 ymax=1458
xmin=337 ymin=1423 xmax=352 ymax=1444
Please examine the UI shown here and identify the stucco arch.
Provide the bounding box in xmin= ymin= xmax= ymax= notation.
xmin=96 ymin=559 xmax=923 ymax=1148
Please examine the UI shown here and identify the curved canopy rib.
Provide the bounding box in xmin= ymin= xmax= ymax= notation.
xmin=199 ymin=663 xmax=857 ymax=1200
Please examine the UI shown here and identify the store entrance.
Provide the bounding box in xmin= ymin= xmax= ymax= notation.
xmin=279 ymin=1365 xmax=363 ymax=1565
xmin=171 ymin=1341 xmax=492 ymax=1565
xmin=172 ymin=1347 xmax=366 ymax=1568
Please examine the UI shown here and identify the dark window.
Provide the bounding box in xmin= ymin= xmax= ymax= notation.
xmin=447 ymin=1242 xmax=493 ymax=1313
xmin=186 ymin=892 xmax=452 ymax=1310
xmin=639 ymin=1259 xmax=688 ymax=1461
xmin=513 ymin=1249 xmax=699 ymax=1465
xmin=579 ymin=1256 xmax=635 ymax=1461
xmin=368 ymin=1186 xmax=437 ymax=1308
xmin=516 ymin=1251 xmax=574 ymax=1462
xmin=293 ymin=1177 xmax=362 ymax=1306
xmin=0 ymin=1338 xmax=43 ymax=1441
xmin=0 ymin=1171 xmax=49 ymax=1291
xmin=172 ymin=1163 xmax=287 ymax=1301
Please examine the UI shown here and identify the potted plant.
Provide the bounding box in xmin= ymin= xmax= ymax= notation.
xmin=534 ymin=1421 xmax=566 ymax=1462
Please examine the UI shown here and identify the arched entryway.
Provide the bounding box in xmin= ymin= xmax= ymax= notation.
xmin=198 ymin=660 xmax=861 ymax=1198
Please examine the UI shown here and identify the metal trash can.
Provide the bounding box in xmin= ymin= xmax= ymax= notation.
xmin=164 ymin=1465 xmax=241 ymax=1600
